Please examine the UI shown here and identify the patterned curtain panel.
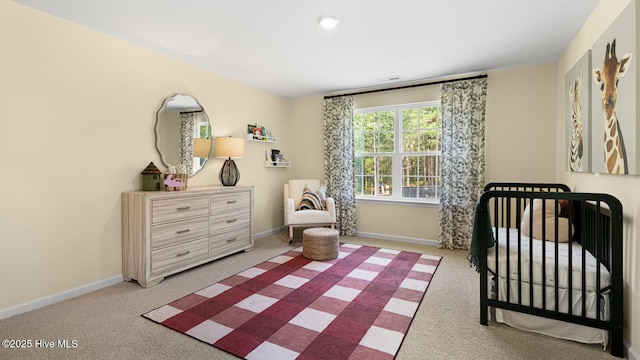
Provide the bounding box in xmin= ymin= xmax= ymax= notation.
xmin=323 ymin=96 xmax=357 ymax=235
xmin=438 ymin=78 xmax=488 ymax=249
xmin=179 ymin=112 xmax=195 ymax=175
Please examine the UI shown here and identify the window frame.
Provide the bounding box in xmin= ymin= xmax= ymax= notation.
xmin=354 ymin=101 xmax=442 ymax=205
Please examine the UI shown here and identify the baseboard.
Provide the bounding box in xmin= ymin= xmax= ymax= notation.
xmin=0 ymin=275 xmax=123 ymax=320
xmin=627 ymin=340 xmax=639 ymax=360
xmin=255 ymin=226 xmax=286 ymax=239
xmin=354 ymin=231 xmax=439 ymax=247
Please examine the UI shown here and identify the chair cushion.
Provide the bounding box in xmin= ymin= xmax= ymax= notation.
xmin=298 ymin=185 xmax=324 ymax=210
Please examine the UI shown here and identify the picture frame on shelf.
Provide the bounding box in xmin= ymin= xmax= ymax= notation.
xmin=264 ymin=128 xmax=274 ymax=140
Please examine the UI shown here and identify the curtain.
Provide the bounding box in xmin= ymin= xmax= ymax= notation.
xmin=323 ymin=96 xmax=357 ymax=235
xmin=179 ymin=112 xmax=195 ymax=175
xmin=438 ymin=78 xmax=488 ymax=249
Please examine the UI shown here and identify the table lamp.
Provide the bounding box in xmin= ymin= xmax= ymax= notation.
xmin=215 ymin=136 xmax=244 ymax=186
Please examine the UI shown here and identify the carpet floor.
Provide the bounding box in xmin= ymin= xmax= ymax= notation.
xmin=144 ymin=243 xmax=441 ymax=359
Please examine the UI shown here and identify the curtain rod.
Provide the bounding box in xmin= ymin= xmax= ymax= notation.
xmin=323 ymin=74 xmax=488 ymax=99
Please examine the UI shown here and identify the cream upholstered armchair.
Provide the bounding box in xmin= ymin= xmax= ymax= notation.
xmin=284 ymin=179 xmax=336 ymax=242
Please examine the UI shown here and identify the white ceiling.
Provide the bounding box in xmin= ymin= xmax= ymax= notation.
xmin=15 ymin=0 xmax=599 ymax=99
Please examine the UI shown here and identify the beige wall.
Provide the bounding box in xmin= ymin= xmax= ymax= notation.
xmin=0 ymin=2 xmax=292 ymax=311
xmin=556 ymin=0 xmax=639 ymax=354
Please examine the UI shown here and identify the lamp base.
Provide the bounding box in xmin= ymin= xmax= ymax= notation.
xmin=219 ymin=158 xmax=240 ymax=186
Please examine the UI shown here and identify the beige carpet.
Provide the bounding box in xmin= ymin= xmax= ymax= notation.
xmin=0 ymin=232 xmax=615 ymax=360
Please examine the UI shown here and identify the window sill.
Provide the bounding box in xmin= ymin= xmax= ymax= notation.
xmin=355 ymin=197 xmax=440 ymax=207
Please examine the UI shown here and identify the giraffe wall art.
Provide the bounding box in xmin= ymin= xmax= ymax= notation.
xmin=565 ymin=51 xmax=591 ymax=173
xmin=590 ymin=2 xmax=636 ymax=175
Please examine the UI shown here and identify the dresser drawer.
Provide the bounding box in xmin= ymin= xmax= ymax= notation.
xmin=151 ymin=237 xmax=209 ymax=277
xmin=211 ymin=191 xmax=250 ymax=214
xmin=210 ymin=227 xmax=251 ymax=257
xmin=151 ymin=217 xmax=209 ymax=249
xmin=210 ymin=209 xmax=250 ymax=234
xmin=152 ymin=196 xmax=209 ymax=224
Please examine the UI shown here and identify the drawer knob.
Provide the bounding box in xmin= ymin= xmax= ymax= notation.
xmin=226 ymin=219 xmax=237 ymax=223
xmin=176 ymin=251 xmax=191 ymax=257
xmin=177 ymin=206 xmax=191 ymax=211
xmin=176 ymin=229 xmax=191 ymax=234
xmin=227 ymin=200 xmax=237 ymax=204
xmin=226 ymin=237 xmax=238 ymax=243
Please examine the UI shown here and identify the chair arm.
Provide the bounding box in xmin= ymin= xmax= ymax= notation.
xmin=285 ymin=198 xmax=296 ymax=225
xmin=325 ymin=197 xmax=336 ymax=223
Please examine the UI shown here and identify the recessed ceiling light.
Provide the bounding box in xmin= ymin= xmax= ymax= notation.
xmin=317 ymin=16 xmax=339 ymax=29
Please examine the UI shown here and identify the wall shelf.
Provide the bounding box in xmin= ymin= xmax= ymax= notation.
xmin=247 ymin=133 xmax=276 ymax=143
xmin=264 ymin=161 xmax=291 ymax=168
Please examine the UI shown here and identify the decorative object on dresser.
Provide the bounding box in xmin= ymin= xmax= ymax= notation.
xmin=122 ymin=185 xmax=254 ymax=287
xmin=215 ymin=136 xmax=244 ymax=186
xmin=141 ymin=162 xmax=163 ymax=191
xmin=155 ymin=94 xmax=212 ymax=177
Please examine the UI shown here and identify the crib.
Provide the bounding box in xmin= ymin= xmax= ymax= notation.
xmin=473 ymin=182 xmax=623 ymax=357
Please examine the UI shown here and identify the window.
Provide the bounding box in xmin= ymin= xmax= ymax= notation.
xmin=354 ymin=102 xmax=441 ymax=203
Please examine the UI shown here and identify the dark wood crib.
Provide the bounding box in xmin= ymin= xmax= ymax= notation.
xmin=473 ymin=182 xmax=623 ymax=357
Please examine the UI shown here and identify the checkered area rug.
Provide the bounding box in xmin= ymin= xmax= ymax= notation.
xmin=143 ymin=243 xmax=441 ymax=360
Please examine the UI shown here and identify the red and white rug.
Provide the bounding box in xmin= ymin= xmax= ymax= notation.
xmin=143 ymin=243 xmax=441 ymax=359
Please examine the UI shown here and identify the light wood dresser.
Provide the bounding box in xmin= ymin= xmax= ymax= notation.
xmin=122 ymin=185 xmax=253 ymax=287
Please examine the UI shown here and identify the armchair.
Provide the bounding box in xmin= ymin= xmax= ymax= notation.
xmin=284 ymin=179 xmax=336 ymax=242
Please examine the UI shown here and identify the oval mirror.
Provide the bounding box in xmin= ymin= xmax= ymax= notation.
xmin=155 ymin=94 xmax=211 ymax=177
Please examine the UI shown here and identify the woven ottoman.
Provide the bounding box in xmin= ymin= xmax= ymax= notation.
xmin=302 ymin=227 xmax=339 ymax=261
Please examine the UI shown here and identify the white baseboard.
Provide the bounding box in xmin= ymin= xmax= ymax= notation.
xmin=354 ymin=231 xmax=439 ymax=247
xmin=627 ymin=340 xmax=639 ymax=360
xmin=255 ymin=226 xmax=286 ymax=239
xmin=0 ymin=275 xmax=123 ymax=320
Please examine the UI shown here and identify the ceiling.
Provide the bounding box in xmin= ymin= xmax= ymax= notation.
xmin=15 ymin=0 xmax=599 ymax=99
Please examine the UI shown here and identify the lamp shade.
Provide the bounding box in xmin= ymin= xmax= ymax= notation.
xmin=193 ymin=138 xmax=211 ymax=158
xmin=215 ymin=137 xmax=244 ymax=158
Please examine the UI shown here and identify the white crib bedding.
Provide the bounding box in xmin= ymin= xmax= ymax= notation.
xmin=487 ymin=227 xmax=610 ymax=292
xmin=487 ymin=227 xmax=610 ymax=347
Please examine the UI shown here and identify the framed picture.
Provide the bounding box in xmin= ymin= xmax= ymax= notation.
xmin=252 ymin=127 xmax=263 ymax=139
xmin=265 ymin=128 xmax=274 ymax=139
xmin=247 ymin=124 xmax=256 ymax=135
xmin=565 ymin=50 xmax=591 ymax=173
xmin=590 ymin=1 xmax=636 ymax=175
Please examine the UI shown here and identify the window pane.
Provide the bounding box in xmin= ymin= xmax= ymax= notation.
xmin=421 ymin=107 xmax=439 ymax=128
xmin=379 ymin=111 xmax=394 ymax=132
xmin=354 ymin=133 xmax=364 ymax=152
xmin=363 ymin=133 xmax=377 ymax=152
xmin=420 ymin=129 xmax=438 ymax=151
xmin=355 ymin=156 xmax=363 ymax=175
xmin=402 ymin=131 xmax=418 ymax=152
xmin=379 ymin=132 xmax=394 ymax=152
xmin=378 ymin=156 xmax=393 ymax=196
xmin=354 ymin=113 xmax=365 ymax=132
xmin=402 ymin=108 xmax=419 ymax=130
xmin=363 ymin=176 xmax=375 ymax=195
xmin=402 ymin=155 xmax=441 ymax=199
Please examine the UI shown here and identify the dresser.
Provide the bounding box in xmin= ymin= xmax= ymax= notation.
xmin=122 ymin=185 xmax=253 ymax=287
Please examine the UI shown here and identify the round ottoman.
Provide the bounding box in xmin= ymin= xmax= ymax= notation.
xmin=302 ymin=227 xmax=339 ymax=261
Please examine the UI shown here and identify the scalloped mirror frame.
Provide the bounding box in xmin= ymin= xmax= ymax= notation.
xmin=154 ymin=94 xmax=211 ymax=177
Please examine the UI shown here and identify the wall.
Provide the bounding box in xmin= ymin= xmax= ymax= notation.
xmin=0 ymin=2 xmax=292 ymax=312
xmin=290 ymin=63 xmax=557 ymax=242
xmin=556 ymin=0 xmax=639 ymax=355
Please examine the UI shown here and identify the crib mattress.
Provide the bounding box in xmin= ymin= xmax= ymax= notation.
xmin=487 ymin=227 xmax=610 ymax=292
